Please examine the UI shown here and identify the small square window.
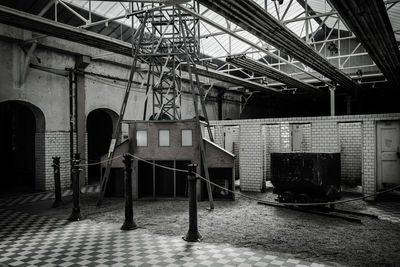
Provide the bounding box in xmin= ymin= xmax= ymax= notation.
xmin=136 ymin=130 xmax=147 ymax=147
xmin=159 ymin=130 xmax=170 ymax=146
xmin=182 ymin=129 xmax=193 ymax=146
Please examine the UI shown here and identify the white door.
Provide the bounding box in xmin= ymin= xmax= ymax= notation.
xmin=377 ymin=121 xmax=400 ymax=189
xmin=291 ymin=125 xmax=303 ymax=151
xmin=224 ymin=127 xmax=237 ymax=153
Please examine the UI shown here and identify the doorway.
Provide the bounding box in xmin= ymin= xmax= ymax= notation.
xmin=377 ymin=121 xmax=400 ymax=190
xmin=224 ymin=126 xmax=239 ymax=179
xmin=0 ymin=101 xmax=37 ymax=194
xmin=87 ymin=109 xmax=116 ymax=184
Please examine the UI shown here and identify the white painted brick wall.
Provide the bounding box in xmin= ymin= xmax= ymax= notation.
xmin=210 ymin=113 xmax=400 ymax=197
xmin=311 ymin=121 xmax=339 ymax=153
xmin=261 ymin=124 xmax=280 ymax=181
xmin=36 ymin=132 xmax=72 ymax=191
xmin=362 ymin=121 xmax=376 ymax=198
xmin=239 ymin=123 xmax=262 ymax=191
xmin=35 ymin=131 xmax=91 ymax=191
xmin=297 ymin=123 xmax=312 ymax=152
xmin=339 ymin=122 xmax=362 ymax=185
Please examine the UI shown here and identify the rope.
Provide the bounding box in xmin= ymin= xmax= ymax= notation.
xmin=126 ymin=153 xmax=189 ymax=173
xmin=128 ymin=154 xmax=400 ymax=206
xmin=49 ymin=153 xmax=400 ymax=207
xmin=195 ymin=173 xmax=400 ymax=207
xmin=75 ymin=155 xmax=124 ymax=167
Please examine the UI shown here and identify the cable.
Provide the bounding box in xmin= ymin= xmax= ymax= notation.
xmin=76 ymin=155 xmax=124 ymax=167
xmin=195 ymin=173 xmax=400 ymax=207
xmin=128 ymin=154 xmax=400 ymax=207
xmin=49 ymin=152 xmax=400 ymax=207
xmin=127 ymin=153 xmax=188 ymax=173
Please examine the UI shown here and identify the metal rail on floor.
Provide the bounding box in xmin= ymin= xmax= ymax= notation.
xmin=257 ymin=201 xmax=378 ymax=223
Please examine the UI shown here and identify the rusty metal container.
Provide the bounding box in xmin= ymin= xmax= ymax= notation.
xmin=271 ymin=152 xmax=341 ymax=202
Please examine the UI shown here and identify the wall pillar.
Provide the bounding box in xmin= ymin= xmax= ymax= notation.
xmin=330 ymin=85 xmax=336 ymax=116
xmin=75 ymin=55 xmax=90 ymax=186
xmin=362 ymin=121 xmax=376 ymax=200
xmin=346 ymin=96 xmax=352 ymax=115
xmin=239 ymin=122 xmax=262 ymax=191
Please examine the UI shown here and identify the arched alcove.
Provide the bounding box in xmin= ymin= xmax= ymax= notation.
xmin=0 ymin=100 xmax=45 ymax=194
xmin=86 ymin=108 xmax=118 ymax=183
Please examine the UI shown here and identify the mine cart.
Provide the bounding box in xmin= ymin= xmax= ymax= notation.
xmin=271 ymin=152 xmax=341 ymax=203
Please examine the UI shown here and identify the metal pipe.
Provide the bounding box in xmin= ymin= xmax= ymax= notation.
xmin=68 ymin=70 xmax=74 ymax=188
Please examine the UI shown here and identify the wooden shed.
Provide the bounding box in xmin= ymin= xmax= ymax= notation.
xmin=101 ymin=119 xmax=236 ymax=200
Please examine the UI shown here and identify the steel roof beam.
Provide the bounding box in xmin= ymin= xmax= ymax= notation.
xmin=227 ymin=55 xmax=319 ymax=93
xmin=196 ymin=0 xmax=359 ymax=93
xmin=190 ymin=64 xmax=284 ymax=96
xmin=177 ymin=4 xmax=329 ymax=85
xmin=328 ymin=0 xmax=400 ymax=88
xmin=0 ymin=5 xmax=134 ymax=56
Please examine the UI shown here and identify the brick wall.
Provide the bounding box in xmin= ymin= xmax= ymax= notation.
xmin=311 ymin=121 xmax=339 ymax=153
xmin=261 ymin=124 xmax=280 ymax=181
xmin=339 ymin=122 xmax=362 ymax=185
xmin=35 ymin=132 xmax=71 ymax=191
xmin=210 ymin=113 xmax=400 ymax=197
xmin=34 ymin=131 xmax=91 ymax=191
xmin=362 ymin=121 xmax=376 ymax=198
xmin=239 ymin=122 xmax=263 ymax=191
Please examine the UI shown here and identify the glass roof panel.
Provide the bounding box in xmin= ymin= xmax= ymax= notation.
xmin=64 ymin=0 xmax=324 ymax=59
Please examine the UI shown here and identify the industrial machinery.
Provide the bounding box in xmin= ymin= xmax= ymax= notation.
xmin=270 ymin=152 xmax=341 ymax=204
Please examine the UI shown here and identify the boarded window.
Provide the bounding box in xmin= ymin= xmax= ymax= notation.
xmin=136 ymin=130 xmax=147 ymax=147
xmin=159 ymin=130 xmax=170 ymax=146
xmin=182 ymin=129 xmax=193 ymax=146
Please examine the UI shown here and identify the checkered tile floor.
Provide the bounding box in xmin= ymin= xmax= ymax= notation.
xmin=0 ymin=208 xmax=329 ymax=267
xmin=0 ymin=184 xmax=100 ymax=207
xmin=366 ymin=202 xmax=400 ymax=224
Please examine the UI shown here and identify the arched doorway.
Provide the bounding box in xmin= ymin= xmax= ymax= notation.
xmin=87 ymin=109 xmax=117 ymax=184
xmin=0 ymin=101 xmax=44 ymax=195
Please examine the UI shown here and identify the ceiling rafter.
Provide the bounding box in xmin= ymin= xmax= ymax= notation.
xmin=195 ymin=0 xmax=358 ymax=93
xmin=227 ymin=54 xmax=320 ymax=92
xmin=329 ymin=0 xmax=400 ymax=88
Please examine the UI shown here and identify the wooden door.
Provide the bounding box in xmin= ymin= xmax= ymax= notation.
xmin=377 ymin=121 xmax=400 ymax=189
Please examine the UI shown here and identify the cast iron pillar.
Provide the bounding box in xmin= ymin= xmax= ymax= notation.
xmin=68 ymin=153 xmax=82 ymax=221
xmin=52 ymin=156 xmax=62 ymax=208
xmin=183 ymin=163 xmax=202 ymax=242
xmin=121 ymin=154 xmax=137 ymax=230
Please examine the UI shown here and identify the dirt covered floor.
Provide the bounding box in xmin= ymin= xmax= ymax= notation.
xmin=12 ymin=190 xmax=400 ymax=266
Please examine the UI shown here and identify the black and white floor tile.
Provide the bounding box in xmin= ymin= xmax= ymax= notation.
xmin=0 ymin=208 xmax=328 ymax=267
xmin=0 ymin=185 xmax=100 ymax=207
